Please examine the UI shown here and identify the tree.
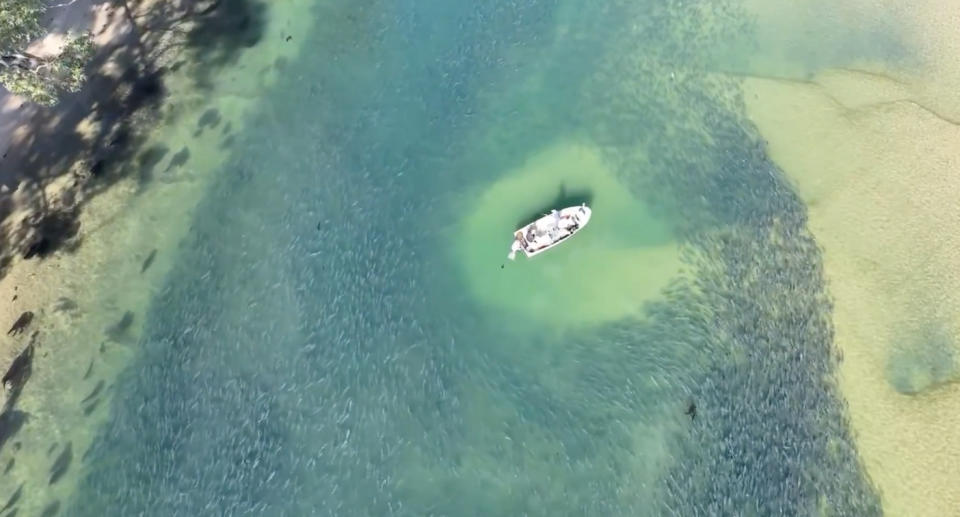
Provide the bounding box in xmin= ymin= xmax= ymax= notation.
xmin=0 ymin=0 xmax=94 ymax=106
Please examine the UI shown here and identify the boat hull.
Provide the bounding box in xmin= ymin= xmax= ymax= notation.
xmin=508 ymin=204 xmax=591 ymax=260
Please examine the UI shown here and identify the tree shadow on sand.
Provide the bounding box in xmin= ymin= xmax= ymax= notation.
xmin=182 ymin=0 xmax=268 ymax=88
xmin=129 ymin=0 xmax=267 ymax=88
xmin=0 ymin=0 xmax=268 ymax=281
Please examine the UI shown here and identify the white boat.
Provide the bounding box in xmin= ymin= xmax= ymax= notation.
xmin=508 ymin=204 xmax=592 ymax=260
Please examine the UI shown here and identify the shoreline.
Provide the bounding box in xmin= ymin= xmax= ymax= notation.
xmin=0 ymin=0 xmax=320 ymax=513
xmin=0 ymin=0 xmax=178 ymax=387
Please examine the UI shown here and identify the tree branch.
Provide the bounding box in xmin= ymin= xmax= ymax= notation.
xmin=0 ymin=52 xmax=42 ymax=72
xmin=47 ymin=0 xmax=82 ymax=9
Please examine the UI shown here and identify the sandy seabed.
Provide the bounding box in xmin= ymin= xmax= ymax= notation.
xmin=741 ymin=0 xmax=960 ymax=515
xmin=453 ymin=140 xmax=681 ymax=330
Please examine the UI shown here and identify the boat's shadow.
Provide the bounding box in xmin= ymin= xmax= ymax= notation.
xmin=514 ymin=184 xmax=594 ymax=228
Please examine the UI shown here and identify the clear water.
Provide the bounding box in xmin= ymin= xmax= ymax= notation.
xmin=61 ymin=0 xmax=888 ymax=515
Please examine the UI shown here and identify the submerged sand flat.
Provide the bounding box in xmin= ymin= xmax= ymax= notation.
xmin=746 ymin=73 xmax=960 ymax=516
xmin=453 ymin=141 xmax=681 ymax=329
xmin=742 ymin=1 xmax=960 ymax=515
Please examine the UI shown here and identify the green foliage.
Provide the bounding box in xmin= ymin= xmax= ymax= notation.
xmin=0 ymin=0 xmax=44 ymax=49
xmin=0 ymin=0 xmax=95 ymax=106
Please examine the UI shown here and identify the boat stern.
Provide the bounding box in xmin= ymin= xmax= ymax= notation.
xmin=507 ymin=236 xmax=523 ymax=260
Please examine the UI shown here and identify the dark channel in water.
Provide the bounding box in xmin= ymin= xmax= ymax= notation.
xmin=64 ymin=0 xmax=884 ymax=516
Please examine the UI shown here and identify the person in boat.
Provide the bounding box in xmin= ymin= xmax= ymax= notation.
xmin=559 ymin=213 xmax=579 ymax=234
xmin=508 ymin=238 xmax=522 ymax=260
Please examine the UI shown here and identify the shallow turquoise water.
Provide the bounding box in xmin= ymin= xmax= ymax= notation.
xmin=63 ymin=0 xmax=888 ymax=515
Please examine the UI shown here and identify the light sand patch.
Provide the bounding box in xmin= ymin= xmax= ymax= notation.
xmin=744 ymin=71 xmax=960 ymax=517
xmin=452 ymin=141 xmax=681 ymax=329
xmin=889 ymin=0 xmax=960 ymax=122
